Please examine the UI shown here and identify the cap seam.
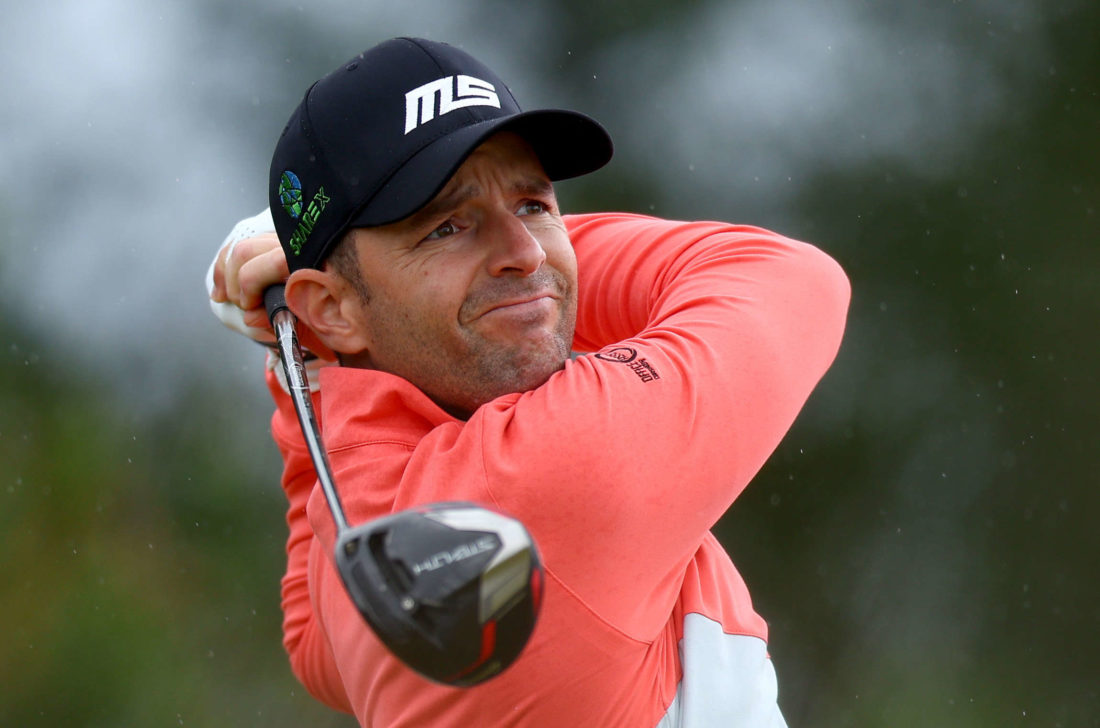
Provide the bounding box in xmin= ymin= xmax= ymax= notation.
xmin=300 ymin=82 xmax=331 ymax=188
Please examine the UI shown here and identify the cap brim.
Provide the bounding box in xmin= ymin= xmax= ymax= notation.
xmin=350 ymin=109 xmax=612 ymax=228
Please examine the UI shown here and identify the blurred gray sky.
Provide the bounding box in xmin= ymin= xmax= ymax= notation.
xmin=0 ymin=0 xmax=1051 ymax=410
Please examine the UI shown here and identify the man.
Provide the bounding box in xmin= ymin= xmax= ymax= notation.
xmin=209 ymin=37 xmax=849 ymax=727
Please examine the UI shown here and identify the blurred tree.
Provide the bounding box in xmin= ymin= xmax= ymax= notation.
xmin=0 ymin=309 xmax=353 ymax=725
xmin=717 ymin=3 xmax=1100 ymax=725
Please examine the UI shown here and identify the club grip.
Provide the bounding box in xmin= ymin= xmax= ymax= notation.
xmin=264 ymin=284 xmax=289 ymax=325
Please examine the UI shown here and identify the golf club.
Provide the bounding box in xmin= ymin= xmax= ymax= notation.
xmin=263 ymin=284 xmax=542 ymax=687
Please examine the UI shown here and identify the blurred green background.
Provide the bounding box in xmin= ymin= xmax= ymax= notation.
xmin=1 ymin=1 xmax=1096 ymax=726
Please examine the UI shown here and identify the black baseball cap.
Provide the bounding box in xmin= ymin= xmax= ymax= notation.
xmin=269 ymin=37 xmax=614 ymax=272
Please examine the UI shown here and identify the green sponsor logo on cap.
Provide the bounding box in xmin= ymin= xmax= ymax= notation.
xmin=287 ymin=187 xmax=331 ymax=256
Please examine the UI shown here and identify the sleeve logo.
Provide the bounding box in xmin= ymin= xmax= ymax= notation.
xmin=595 ymin=347 xmax=662 ymax=384
xmin=405 ymin=75 xmax=501 ymax=134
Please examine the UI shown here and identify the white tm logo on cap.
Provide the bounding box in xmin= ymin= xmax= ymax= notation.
xmin=405 ymin=75 xmax=501 ymax=134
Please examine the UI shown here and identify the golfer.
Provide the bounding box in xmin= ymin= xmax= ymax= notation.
xmin=208 ymin=36 xmax=849 ymax=727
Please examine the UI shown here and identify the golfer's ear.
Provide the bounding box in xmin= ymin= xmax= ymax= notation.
xmin=284 ymin=269 xmax=370 ymax=355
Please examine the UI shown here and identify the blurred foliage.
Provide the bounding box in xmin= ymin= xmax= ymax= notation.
xmin=1 ymin=1 xmax=1097 ymax=726
xmin=0 ymin=319 xmax=352 ymax=726
xmin=715 ymin=5 xmax=1100 ymax=726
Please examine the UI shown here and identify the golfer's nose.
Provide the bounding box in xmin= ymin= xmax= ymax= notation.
xmin=484 ymin=210 xmax=547 ymax=277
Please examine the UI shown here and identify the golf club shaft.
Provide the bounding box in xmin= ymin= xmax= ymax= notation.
xmin=264 ymin=285 xmax=350 ymax=533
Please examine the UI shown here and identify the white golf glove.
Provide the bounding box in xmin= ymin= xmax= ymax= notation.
xmin=206 ymin=208 xmax=278 ymax=344
xmin=207 ymin=208 xmax=332 ymax=393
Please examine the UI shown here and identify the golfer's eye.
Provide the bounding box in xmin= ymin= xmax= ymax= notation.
xmin=516 ymin=200 xmax=549 ymax=216
xmin=424 ymin=220 xmax=459 ymax=241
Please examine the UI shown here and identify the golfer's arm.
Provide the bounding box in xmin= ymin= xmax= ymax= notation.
xmin=521 ymin=213 xmax=851 ymax=635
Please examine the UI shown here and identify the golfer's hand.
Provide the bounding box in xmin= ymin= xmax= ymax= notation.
xmin=207 ymin=209 xmax=335 ymax=360
xmin=213 ymin=231 xmax=287 ymax=330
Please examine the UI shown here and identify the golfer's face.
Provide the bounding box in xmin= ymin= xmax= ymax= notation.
xmin=342 ymin=132 xmax=578 ymax=418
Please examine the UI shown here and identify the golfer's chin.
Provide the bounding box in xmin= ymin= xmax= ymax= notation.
xmin=505 ymin=331 xmax=570 ymax=374
xmin=437 ymin=340 xmax=568 ymax=420
xmin=476 ymin=329 xmax=571 ymax=390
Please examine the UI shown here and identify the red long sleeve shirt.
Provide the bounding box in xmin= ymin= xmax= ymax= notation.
xmin=267 ymin=213 xmax=850 ymax=727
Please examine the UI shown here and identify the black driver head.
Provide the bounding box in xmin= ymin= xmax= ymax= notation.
xmin=334 ymin=502 xmax=542 ymax=687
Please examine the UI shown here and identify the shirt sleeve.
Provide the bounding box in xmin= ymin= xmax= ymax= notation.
xmin=469 ymin=212 xmax=850 ymax=640
xmin=266 ymin=370 xmax=353 ymax=713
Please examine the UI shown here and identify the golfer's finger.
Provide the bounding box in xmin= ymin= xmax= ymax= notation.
xmin=237 ymin=245 xmax=291 ymax=310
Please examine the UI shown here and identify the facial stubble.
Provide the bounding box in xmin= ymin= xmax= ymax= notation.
xmin=442 ymin=267 xmax=577 ymax=417
xmin=348 ymin=266 xmax=576 ymax=419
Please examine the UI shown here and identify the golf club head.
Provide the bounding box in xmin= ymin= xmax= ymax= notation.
xmin=334 ymin=502 xmax=542 ymax=687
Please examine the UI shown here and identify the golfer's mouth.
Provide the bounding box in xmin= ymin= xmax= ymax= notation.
xmin=473 ymin=292 xmax=557 ymax=323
